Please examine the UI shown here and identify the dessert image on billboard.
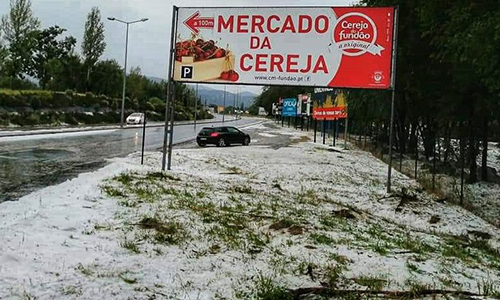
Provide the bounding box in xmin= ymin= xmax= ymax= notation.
xmin=173 ymin=37 xmax=239 ymax=82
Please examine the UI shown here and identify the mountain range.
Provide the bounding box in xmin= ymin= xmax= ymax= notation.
xmin=148 ymin=77 xmax=259 ymax=108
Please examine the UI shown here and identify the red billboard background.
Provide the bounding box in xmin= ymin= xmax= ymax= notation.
xmin=329 ymin=7 xmax=395 ymax=89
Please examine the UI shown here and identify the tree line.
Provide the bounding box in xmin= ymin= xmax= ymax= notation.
xmin=0 ymin=0 xmax=201 ymax=114
xmin=347 ymin=0 xmax=500 ymax=185
xmin=253 ymin=0 xmax=500 ymax=186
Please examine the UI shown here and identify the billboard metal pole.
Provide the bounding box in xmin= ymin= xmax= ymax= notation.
xmin=314 ymin=119 xmax=317 ymax=143
xmin=344 ymin=107 xmax=349 ymax=150
xmin=162 ymin=6 xmax=179 ymax=171
xmin=167 ymin=83 xmax=176 ymax=170
xmin=386 ymin=6 xmax=399 ymax=193
xmin=194 ymin=83 xmax=198 ymax=128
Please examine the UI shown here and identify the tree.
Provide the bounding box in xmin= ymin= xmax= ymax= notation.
xmin=0 ymin=28 xmax=8 ymax=75
xmin=1 ymin=0 xmax=40 ymax=79
xmin=27 ymin=26 xmax=76 ymax=89
xmin=82 ymin=7 xmax=106 ymax=87
xmin=46 ymin=53 xmax=84 ymax=92
xmin=89 ymin=59 xmax=122 ymax=98
xmin=126 ymin=67 xmax=146 ymax=103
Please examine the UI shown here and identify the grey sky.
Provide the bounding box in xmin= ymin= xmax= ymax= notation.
xmin=0 ymin=0 xmax=356 ymax=94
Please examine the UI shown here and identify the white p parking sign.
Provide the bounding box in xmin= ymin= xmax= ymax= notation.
xmin=181 ymin=66 xmax=193 ymax=79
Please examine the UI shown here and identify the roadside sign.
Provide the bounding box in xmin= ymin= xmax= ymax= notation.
xmin=313 ymin=107 xmax=347 ymax=120
xmin=298 ymin=94 xmax=312 ymax=116
xmin=312 ymin=91 xmax=348 ymax=120
xmin=282 ymin=98 xmax=298 ymax=117
xmin=173 ymin=7 xmax=396 ymax=89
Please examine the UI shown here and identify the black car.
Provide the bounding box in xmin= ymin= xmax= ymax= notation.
xmin=196 ymin=126 xmax=251 ymax=147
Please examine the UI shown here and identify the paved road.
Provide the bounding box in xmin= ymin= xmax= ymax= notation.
xmin=0 ymin=116 xmax=261 ymax=202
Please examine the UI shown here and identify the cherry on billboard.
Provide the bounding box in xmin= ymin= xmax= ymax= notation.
xmin=173 ymin=7 xmax=396 ymax=89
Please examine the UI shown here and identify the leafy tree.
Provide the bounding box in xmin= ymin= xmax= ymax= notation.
xmin=27 ymin=26 xmax=76 ymax=89
xmin=0 ymin=29 xmax=8 ymax=75
xmin=89 ymin=59 xmax=122 ymax=98
xmin=82 ymin=7 xmax=106 ymax=87
xmin=1 ymin=0 xmax=40 ymax=80
xmin=46 ymin=54 xmax=84 ymax=92
xmin=126 ymin=67 xmax=146 ymax=103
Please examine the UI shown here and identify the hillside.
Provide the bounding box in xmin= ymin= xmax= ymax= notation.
xmin=196 ymin=85 xmax=258 ymax=108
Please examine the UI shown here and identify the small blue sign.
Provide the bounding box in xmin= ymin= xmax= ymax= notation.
xmin=282 ymin=98 xmax=297 ymax=117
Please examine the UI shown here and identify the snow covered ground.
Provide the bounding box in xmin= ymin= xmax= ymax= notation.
xmin=391 ymin=140 xmax=500 ymax=227
xmin=1 ymin=122 xmax=499 ymax=299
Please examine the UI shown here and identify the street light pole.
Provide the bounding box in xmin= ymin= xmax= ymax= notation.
xmin=108 ymin=17 xmax=149 ymax=128
xmin=121 ymin=23 xmax=129 ymax=128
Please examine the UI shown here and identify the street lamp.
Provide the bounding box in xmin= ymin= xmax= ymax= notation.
xmin=108 ymin=17 xmax=149 ymax=127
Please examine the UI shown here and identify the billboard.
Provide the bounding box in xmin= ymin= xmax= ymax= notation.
xmin=282 ymin=98 xmax=298 ymax=117
xmin=173 ymin=7 xmax=396 ymax=89
xmin=298 ymin=94 xmax=312 ymax=116
xmin=313 ymin=91 xmax=347 ymax=120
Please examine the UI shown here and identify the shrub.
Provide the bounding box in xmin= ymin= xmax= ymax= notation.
xmin=100 ymin=100 xmax=109 ymax=108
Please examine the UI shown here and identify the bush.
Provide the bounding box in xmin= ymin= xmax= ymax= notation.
xmin=148 ymin=97 xmax=165 ymax=112
xmin=64 ymin=113 xmax=79 ymax=125
xmin=100 ymin=100 xmax=109 ymax=108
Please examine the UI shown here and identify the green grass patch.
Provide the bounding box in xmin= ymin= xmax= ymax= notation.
xmin=113 ymin=173 xmax=135 ymax=186
xmin=101 ymin=185 xmax=126 ymax=198
xmin=394 ymin=233 xmax=435 ymax=255
xmin=405 ymin=261 xmax=424 ymax=274
xmin=231 ymin=185 xmax=253 ymax=194
xmin=139 ymin=215 xmax=187 ymax=246
xmin=368 ymin=241 xmax=391 ymax=256
xmin=323 ymin=264 xmax=346 ymax=288
xmin=76 ymin=264 xmax=95 ymax=276
xmin=121 ymin=240 xmax=141 ymax=254
xmin=354 ymin=275 xmax=387 ymax=291
xmin=311 ymin=233 xmax=336 ymax=245
xmin=254 ymin=275 xmax=293 ymax=300
xmin=120 ymin=274 xmax=138 ymax=285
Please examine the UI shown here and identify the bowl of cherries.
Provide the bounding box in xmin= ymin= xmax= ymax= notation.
xmin=175 ymin=37 xmax=239 ymax=82
xmin=176 ymin=38 xmax=228 ymax=62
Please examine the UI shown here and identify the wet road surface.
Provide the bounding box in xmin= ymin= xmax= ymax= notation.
xmin=0 ymin=116 xmax=259 ymax=202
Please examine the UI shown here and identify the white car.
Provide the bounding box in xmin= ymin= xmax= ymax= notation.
xmin=126 ymin=113 xmax=145 ymax=125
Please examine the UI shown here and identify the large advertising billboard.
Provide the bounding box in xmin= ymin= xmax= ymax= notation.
xmin=173 ymin=7 xmax=396 ymax=89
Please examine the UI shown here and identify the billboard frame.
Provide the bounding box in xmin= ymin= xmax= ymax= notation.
xmin=170 ymin=6 xmax=397 ymax=90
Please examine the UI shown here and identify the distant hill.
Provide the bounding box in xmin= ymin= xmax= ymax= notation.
xmin=148 ymin=76 xmax=166 ymax=83
xmin=146 ymin=77 xmax=259 ymax=108
xmin=196 ymin=85 xmax=258 ymax=108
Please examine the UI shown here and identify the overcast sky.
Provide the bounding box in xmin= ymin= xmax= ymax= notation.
xmin=0 ymin=0 xmax=356 ymax=94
